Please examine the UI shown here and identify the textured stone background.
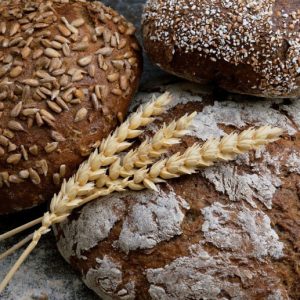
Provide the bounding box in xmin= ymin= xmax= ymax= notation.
xmin=0 ymin=0 xmax=176 ymax=299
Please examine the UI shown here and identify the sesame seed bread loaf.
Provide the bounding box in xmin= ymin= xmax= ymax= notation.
xmin=142 ymin=0 xmax=300 ymax=98
xmin=0 ymin=0 xmax=142 ymax=214
xmin=54 ymin=83 xmax=300 ymax=300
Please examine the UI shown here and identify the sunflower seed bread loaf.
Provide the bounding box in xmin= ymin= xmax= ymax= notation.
xmin=54 ymin=83 xmax=300 ymax=300
xmin=142 ymin=0 xmax=300 ymax=98
xmin=0 ymin=0 xmax=142 ymax=214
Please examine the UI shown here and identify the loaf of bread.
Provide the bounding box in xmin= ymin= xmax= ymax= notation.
xmin=0 ymin=0 xmax=142 ymax=214
xmin=142 ymin=0 xmax=300 ymax=98
xmin=54 ymin=83 xmax=300 ymax=299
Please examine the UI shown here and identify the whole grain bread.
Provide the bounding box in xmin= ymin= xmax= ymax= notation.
xmin=54 ymin=83 xmax=300 ymax=299
xmin=142 ymin=0 xmax=300 ymax=98
xmin=0 ymin=0 xmax=142 ymax=214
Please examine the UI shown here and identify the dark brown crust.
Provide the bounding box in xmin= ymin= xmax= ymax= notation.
xmin=0 ymin=0 xmax=142 ymax=214
xmin=55 ymin=94 xmax=300 ymax=299
xmin=142 ymin=0 xmax=300 ymax=98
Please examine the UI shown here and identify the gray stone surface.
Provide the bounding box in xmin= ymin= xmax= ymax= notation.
xmin=0 ymin=0 xmax=174 ymax=299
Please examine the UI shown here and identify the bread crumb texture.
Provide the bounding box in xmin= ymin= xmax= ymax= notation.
xmin=142 ymin=0 xmax=300 ymax=98
xmin=55 ymin=83 xmax=300 ymax=299
xmin=0 ymin=0 xmax=141 ymax=213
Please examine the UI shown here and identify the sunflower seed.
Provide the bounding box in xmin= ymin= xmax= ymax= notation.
xmin=8 ymin=142 xmax=17 ymax=152
xmin=42 ymin=116 xmax=55 ymax=127
xmin=61 ymin=17 xmax=78 ymax=34
xmin=40 ymin=109 xmax=55 ymax=121
xmin=95 ymin=85 xmax=102 ymax=99
xmin=22 ymin=79 xmax=39 ymax=87
xmin=88 ymin=64 xmax=95 ymax=77
xmin=55 ymin=97 xmax=68 ymax=111
xmin=22 ymin=108 xmax=39 ymax=117
xmin=29 ymin=168 xmax=41 ymax=185
xmin=110 ymin=36 xmax=117 ymax=47
xmin=50 ymin=130 xmax=66 ymax=142
xmin=3 ymin=129 xmax=14 ymax=139
xmin=91 ymin=93 xmax=99 ymax=110
xmin=117 ymin=39 xmax=126 ymax=50
xmin=10 ymin=23 xmax=20 ymax=36
xmin=10 ymin=101 xmax=23 ymax=117
xmin=49 ymin=57 xmax=62 ymax=71
xmin=111 ymin=60 xmax=124 ymax=70
xmin=111 ymin=88 xmax=122 ymax=96
xmin=20 ymin=145 xmax=28 ymax=160
xmin=72 ymin=41 xmax=88 ymax=51
xmin=21 ymin=46 xmax=31 ymax=59
xmin=117 ymin=112 xmax=124 ymax=123
xmin=36 ymin=159 xmax=48 ymax=176
xmin=54 ymin=35 xmax=70 ymax=44
xmin=103 ymin=29 xmax=112 ymax=43
xmin=8 ymin=120 xmax=25 ymax=131
xmin=44 ymin=142 xmax=58 ymax=153
xmin=96 ymin=47 xmax=113 ymax=56
xmin=72 ymin=69 xmax=84 ymax=81
xmin=74 ymin=107 xmax=88 ymax=122
xmin=53 ymin=173 xmax=60 ymax=185
xmin=0 ymin=135 xmax=9 ymax=146
xmin=60 ymin=74 xmax=69 ymax=86
xmin=58 ymin=24 xmax=71 ymax=37
xmin=3 ymin=54 xmax=13 ymax=64
xmin=44 ymin=48 xmax=61 ymax=58
xmin=47 ymin=100 xmax=62 ymax=113
xmin=71 ymin=18 xmax=85 ymax=27
xmin=19 ymin=169 xmax=29 ymax=179
xmin=62 ymin=43 xmax=70 ymax=56
xmin=95 ymin=26 xmax=105 ymax=36
xmin=0 ymin=64 xmax=12 ymax=77
xmin=78 ymin=55 xmax=92 ymax=67
xmin=107 ymin=73 xmax=119 ymax=82
xmin=120 ymin=75 xmax=128 ymax=90
xmin=0 ymin=22 xmax=6 ymax=34
xmin=29 ymin=145 xmax=39 ymax=155
xmin=7 ymin=153 xmax=21 ymax=164
xmin=9 ymin=175 xmax=23 ymax=184
xmin=35 ymin=112 xmax=44 ymax=126
xmin=51 ymin=40 xmax=63 ymax=49
xmin=59 ymin=164 xmax=66 ymax=177
xmin=10 ymin=65 xmax=23 ymax=78
xmin=128 ymin=57 xmax=137 ymax=65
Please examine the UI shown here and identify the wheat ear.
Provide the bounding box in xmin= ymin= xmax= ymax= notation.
xmin=76 ymin=126 xmax=284 ymax=204
xmin=0 ymin=92 xmax=172 ymax=244
xmin=97 ymin=112 xmax=197 ymax=187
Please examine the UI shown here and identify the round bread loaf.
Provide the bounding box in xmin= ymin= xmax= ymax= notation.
xmin=54 ymin=83 xmax=300 ymax=299
xmin=142 ymin=0 xmax=300 ymax=98
xmin=0 ymin=0 xmax=142 ymax=214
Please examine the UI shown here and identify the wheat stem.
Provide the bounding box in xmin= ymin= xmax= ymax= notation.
xmin=0 ymin=217 xmax=43 ymax=242
xmin=0 ymin=233 xmax=34 ymax=261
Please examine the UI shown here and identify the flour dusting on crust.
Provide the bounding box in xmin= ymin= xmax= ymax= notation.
xmin=190 ymin=100 xmax=297 ymax=141
xmin=285 ymin=151 xmax=300 ymax=174
xmin=56 ymin=197 xmax=126 ymax=261
xmin=83 ymin=256 xmax=135 ymax=300
xmin=202 ymin=165 xmax=281 ymax=209
xmin=117 ymin=187 xmax=189 ymax=253
xmin=57 ymin=185 xmax=188 ymax=261
xmin=202 ymin=202 xmax=284 ymax=259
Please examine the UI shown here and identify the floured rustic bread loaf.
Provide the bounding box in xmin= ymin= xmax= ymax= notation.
xmin=54 ymin=83 xmax=300 ymax=299
xmin=0 ymin=0 xmax=142 ymax=214
xmin=142 ymin=0 xmax=300 ymax=98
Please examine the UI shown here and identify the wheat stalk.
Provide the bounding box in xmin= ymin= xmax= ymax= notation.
xmin=0 ymin=100 xmax=283 ymax=293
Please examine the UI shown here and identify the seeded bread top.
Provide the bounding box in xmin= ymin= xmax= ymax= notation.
xmin=0 ymin=0 xmax=142 ymax=214
xmin=142 ymin=0 xmax=300 ymax=98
